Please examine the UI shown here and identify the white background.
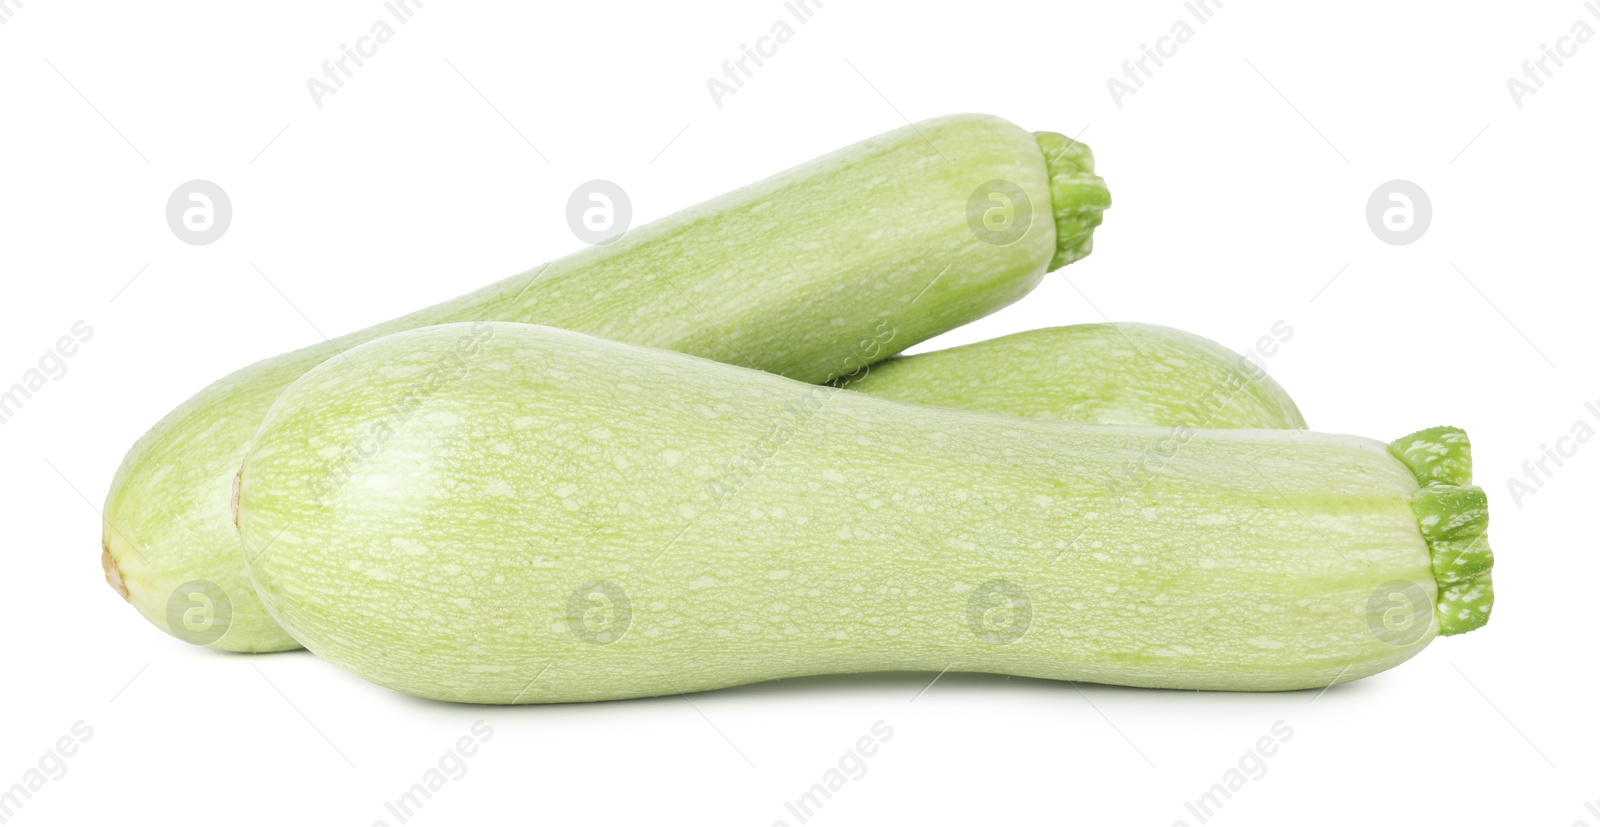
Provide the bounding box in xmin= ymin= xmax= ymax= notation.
xmin=1 ymin=1 xmax=1595 ymax=824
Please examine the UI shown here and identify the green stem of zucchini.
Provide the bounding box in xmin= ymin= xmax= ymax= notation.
xmin=1036 ymin=132 xmax=1112 ymax=270
xmin=1388 ymin=427 xmax=1494 ymax=635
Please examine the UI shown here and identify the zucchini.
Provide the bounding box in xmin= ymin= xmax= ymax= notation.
xmin=235 ymin=323 xmax=1493 ymax=703
xmin=104 ymin=114 xmax=1111 ymax=652
xmin=850 ymin=323 xmax=1305 ymax=429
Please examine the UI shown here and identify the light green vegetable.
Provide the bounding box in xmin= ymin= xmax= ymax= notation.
xmin=104 ymin=113 xmax=1111 ymax=652
xmin=849 ymin=323 xmax=1305 ymax=429
xmin=235 ymin=323 xmax=1493 ymax=703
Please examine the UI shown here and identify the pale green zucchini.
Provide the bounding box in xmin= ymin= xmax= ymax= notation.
xmin=235 ymin=323 xmax=1493 ymax=703
xmin=104 ymin=114 xmax=1111 ymax=652
xmin=848 ymin=323 xmax=1306 ymax=429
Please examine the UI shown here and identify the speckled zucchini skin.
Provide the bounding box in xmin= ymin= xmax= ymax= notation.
xmin=106 ymin=114 xmax=1109 ymax=652
xmin=236 ymin=324 xmax=1488 ymax=703
xmin=850 ymin=323 xmax=1305 ymax=429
